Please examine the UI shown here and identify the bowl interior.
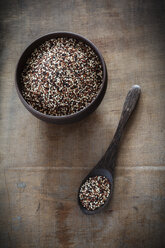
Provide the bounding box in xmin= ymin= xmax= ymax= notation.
xmin=15 ymin=32 xmax=107 ymax=123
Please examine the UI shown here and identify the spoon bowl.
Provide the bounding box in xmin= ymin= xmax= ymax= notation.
xmin=78 ymin=85 xmax=141 ymax=214
xmin=78 ymin=168 xmax=114 ymax=215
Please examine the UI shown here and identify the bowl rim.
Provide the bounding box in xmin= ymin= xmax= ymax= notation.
xmin=15 ymin=31 xmax=107 ymax=121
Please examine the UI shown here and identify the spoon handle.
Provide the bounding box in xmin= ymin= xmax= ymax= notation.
xmin=102 ymin=85 xmax=141 ymax=170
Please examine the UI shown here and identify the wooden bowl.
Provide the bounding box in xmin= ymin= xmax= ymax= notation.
xmin=15 ymin=32 xmax=107 ymax=124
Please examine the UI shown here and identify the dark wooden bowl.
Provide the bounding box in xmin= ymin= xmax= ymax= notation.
xmin=15 ymin=32 xmax=107 ymax=124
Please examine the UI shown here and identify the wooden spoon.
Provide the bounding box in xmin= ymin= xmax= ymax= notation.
xmin=78 ymin=85 xmax=141 ymax=215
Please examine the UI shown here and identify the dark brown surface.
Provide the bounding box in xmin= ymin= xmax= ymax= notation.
xmin=0 ymin=0 xmax=165 ymax=248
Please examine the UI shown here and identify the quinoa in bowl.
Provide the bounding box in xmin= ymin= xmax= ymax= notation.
xmin=16 ymin=32 xmax=107 ymax=124
xmin=21 ymin=37 xmax=103 ymax=116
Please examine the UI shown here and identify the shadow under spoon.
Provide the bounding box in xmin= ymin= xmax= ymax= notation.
xmin=78 ymin=85 xmax=141 ymax=215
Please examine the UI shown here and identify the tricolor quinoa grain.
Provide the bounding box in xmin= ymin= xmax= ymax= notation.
xmin=21 ymin=38 xmax=103 ymax=116
xmin=79 ymin=176 xmax=111 ymax=211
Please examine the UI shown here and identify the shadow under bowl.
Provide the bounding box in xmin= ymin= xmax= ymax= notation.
xmin=15 ymin=32 xmax=107 ymax=124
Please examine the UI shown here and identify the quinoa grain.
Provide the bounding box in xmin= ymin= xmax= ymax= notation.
xmin=79 ymin=176 xmax=111 ymax=211
xmin=21 ymin=38 xmax=103 ymax=116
